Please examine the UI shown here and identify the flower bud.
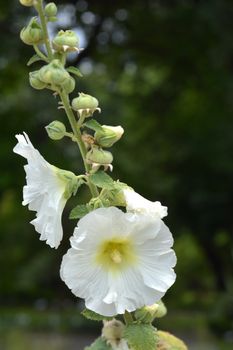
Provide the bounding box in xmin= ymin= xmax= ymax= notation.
xmin=45 ymin=2 xmax=58 ymax=17
xmin=53 ymin=30 xmax=79 ymax=52
xmin=134 ymin=301 xmax=167 ymax=323
xmin=45 ymin=121 xmax=66 ymax=140
xmin=39 ymin=59 xmax=70 ymax=87
xmin=102 ymin=320 xmax=125 ymax=342
xmin=29 ymin=71 xmax=47 ymax=90
xmin=95 ymin=125 xmax=124 ymax=148
xmin=19 ymin=0 xmax=34 ymax=6
xmin=61 ymin=76 xmax=75 ymax=94
xmin=20 ymin=18 xmax=43 ymax=46
xmin=86 ymin=147 xmax=113 ymax=171
xmin=72 ymin=93 xmax=100 ymax=118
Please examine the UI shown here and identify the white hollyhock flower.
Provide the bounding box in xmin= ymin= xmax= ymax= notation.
xmin=60 ymin=207 xmax=176 ymax=316
xmin=13 ymin=132 xmax=76 ymax=249
xmin=123 ymin=189 xmax=168 ymax=219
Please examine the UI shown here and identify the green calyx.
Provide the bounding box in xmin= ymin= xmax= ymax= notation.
xmin=86 ymin=147 xmax=113 ymax=168
xmin=29 ymin=70 xmax=47 ymax=90
xmin=45 ymin=120 xmax=66 ymax=140
xmin=72 ymin=93 xmax=100 ymax=118
xmin=20 ymin=17 xmax=43 ymax=45
xmin=39 ymin=59 xmax=70 ymax=88
xmin=19 ymin=0 xmax=34 ymax=6
xmin=95 ymin=125 xmax=124 ymax=148
xmin=135 ymin=301 xmax=167 ymax=323
xmin=55 ymin=168 xmax=80 ymax=199
xmin=53 ymin=30 xmax=79 ymax=52
xmin=62 ymin=75 xmax=75 ymax=94
xmin=45 ymin=2 xmax=57 ymax=17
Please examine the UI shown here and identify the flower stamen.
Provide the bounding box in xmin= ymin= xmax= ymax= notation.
xmin=110 ymin=249 xmax=122 ymax=264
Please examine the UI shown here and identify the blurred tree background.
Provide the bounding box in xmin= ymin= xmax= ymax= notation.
xmin=0 ymin=0 xmax=233 ymax=349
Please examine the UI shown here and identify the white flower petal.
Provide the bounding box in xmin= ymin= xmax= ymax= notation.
xmin=61 ymin=207 xmax=176 ymax=316
xmin=14 ymin=133 xmax=72 ymax=248
xmin=123 ymin=189 xmax=168 ymax=219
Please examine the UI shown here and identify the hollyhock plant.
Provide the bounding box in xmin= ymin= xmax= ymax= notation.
xmin=15 ymin=1 xmax=188 ymax=349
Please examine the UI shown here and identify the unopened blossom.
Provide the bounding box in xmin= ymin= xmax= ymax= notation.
xmin=60 ymin=207 xmax=176 ymax=316
xmin=13 ymin=132 xmax=76 ymax=248
xmin=123 ymin=189 xmax=168 ymax=219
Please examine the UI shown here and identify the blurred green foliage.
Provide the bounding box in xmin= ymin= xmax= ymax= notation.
xmin=0 ymin=0 xmax=233 ymax=342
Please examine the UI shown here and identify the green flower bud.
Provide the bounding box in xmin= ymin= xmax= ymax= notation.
xmin=72 ymin=93 xmax=100 ymax=118
xmin=86 ymin=147 xmax=113 ymax=170
xmin=157 ymin=331 xmax=188 ymax=350
xmin=19 ymin=0 xmax=34 ymax=6
xmin=53 ymin=30 xmax=79 ymax=52
xmin=45 ymin=2 xmax=58 ymax=17
xmin=95 ymin=125 xmax=124 ymax=148
xmin=134 ymin=301 xmax=167 ymax=323
xmin=39 ymin=59 xmax=70 ymax=87
xmin=61 ymin=76 xmax=75 ymax=94
xmin=29 ymin=71 xmax=47 ymax=90
xmin=20 ymin=18 xmax=43 ymax=46
xmin=45 ymin=121 xmax=66 ymax=140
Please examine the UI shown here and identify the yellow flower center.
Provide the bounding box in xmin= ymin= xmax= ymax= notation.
xmin=95 ymin=238 xmax=137 ymax=272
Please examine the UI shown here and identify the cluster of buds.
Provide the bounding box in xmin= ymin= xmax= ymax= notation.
xmin=30 ymin=60 xmax=75 ymax=93
xmin=19 ymin=0 xmax=124 ymax=174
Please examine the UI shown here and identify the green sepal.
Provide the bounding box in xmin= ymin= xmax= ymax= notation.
xmin=72 ymin=177 xmax=86 ymax=195
xmin=27 ymin=54 xmax=45 ymax=66
xmin=67 ymin=66 xmax=83 ymax=77
xmin=82 ymin=308 xmax=114 ymax=322
xmin=157 ymin=331 xmax=188 ymax=350
xmin=85 ymin=337 xmax=112 ymax=350
xmin=123 ymin=324 xmax=157 ymax=350
xmin=84 ymin=119 xmax=103 ymax=132
xmin=69 ymin=204 xmax=89 ymax=219
xmin=89 ymin=171 xmax=114 ymax=190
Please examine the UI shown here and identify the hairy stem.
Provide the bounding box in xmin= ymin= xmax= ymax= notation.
xmin=36 ymin=0 xmax=53 ymax=61
xmin=33 ymin=45 xmax=49 ymax=62
xmin=59 ymin=90 xmax=99 ymax=197
xmin=35 ymin=0 xmax=99 ymax=198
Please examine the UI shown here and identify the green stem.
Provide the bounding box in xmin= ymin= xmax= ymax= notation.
xmin=123 ymin=311 xmax=134 ymax=325
xmin=35 ymin=0 xmax=99 ymax=198
xmin=33 ymin=45 xmax=49 ymax=62
xmin=59 ymin=90 xmax=99 ymax=197
xmin=36 ymin=0 xmax=53 ymax=61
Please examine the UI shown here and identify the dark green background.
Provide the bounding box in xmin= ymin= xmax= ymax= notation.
xmin=0 ymin=0 xmax=232 ymax=348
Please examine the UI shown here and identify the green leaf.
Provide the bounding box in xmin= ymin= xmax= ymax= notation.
xmin=82 ymin=308 xmax=113 ymax=322
xmin=84 ymin=119 xmax=103 ymax=132
xmin=123 ymin=324 xmax=157 ymax=350
xmin=69 ymin=204 xmax=89 ymax=219
xmin=85 ymin=337 xmax=112 ymax=350
xmin=67 ymin=66 xmax=83 ymax=77
xmin=157 ymin=331 xmax=188 ymax=350
xmin=89 ymin=171 xmax=114 ymax=190
xmin=27 ymin=54 xmax=44 ymax=66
